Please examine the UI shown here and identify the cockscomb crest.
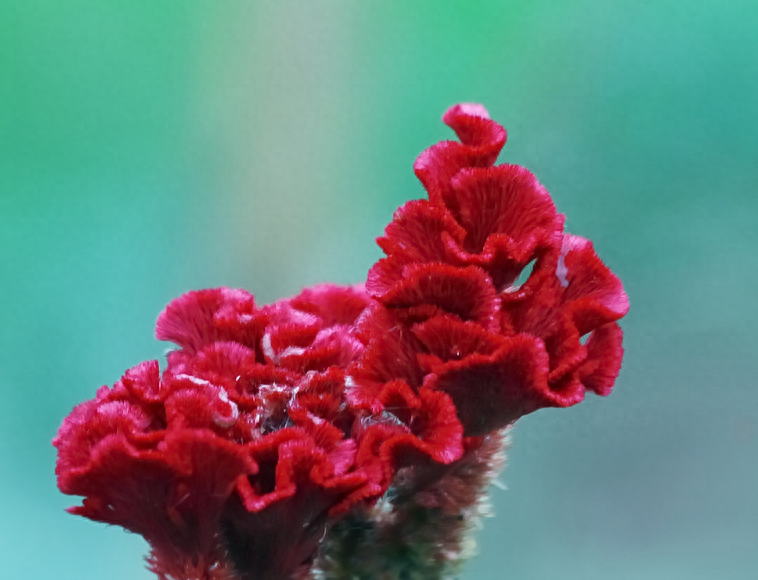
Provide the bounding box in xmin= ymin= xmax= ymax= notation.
xmin=54 ymin=104 xmax=627 ymax=580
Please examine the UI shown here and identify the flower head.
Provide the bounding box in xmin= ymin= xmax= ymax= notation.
xmin=54 ymin=103 xmax=627 ymax=580
xmin=353 ymin=103 xmax=628 ymax=436
xmin=55 ymin=286 xmax=393 ymax=580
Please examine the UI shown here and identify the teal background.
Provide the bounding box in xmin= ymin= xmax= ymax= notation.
xmin=1 ymin=2 xmax=756 ymax=579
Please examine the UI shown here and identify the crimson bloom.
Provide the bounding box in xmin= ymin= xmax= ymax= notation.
xmin=54 ymin=103 xmax=627 ymax=580
xmin=356 ymin=103 xmax=628 ymax=435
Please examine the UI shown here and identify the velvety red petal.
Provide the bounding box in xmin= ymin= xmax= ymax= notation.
xmin=443 ymin=103 xmax=506 ymax=154
xmin=63 ymin=430 xmax=255 ymax=574
xmin=223 ymin=431 xmax=370 ymax=580
xmin=365 ymin=256 xmax=408 ymax=299
xmin=498 ymin=245 xmax=562 ymax=305
xmin=289 ymin=284 xmax=371 ymax=327
xmin=235 ymin=364 xmax=299 ymax=410
xmin=377 ymin=380 xmax=464 ymax=465
xmin=263 ymin=320 xmax=322 ymax=354
xmin=377 ymin=200 xmax=466 ymax=258
xmin=63 ymin=436 xmax=179 ymax=528
xmin=119 ymin=360 xmax=165 ymax=404
xmin=292 ymin=391 xmax=345 ymax=427
xmin=164 ymin=375 xmax=240 ymax=433
xmin=544 ymin=315 xmax=587 ymax=382
xmin=375 ymin=200 xmax=466 ymax=273
xmin=411 ymin=315 xmax=505 ymax=371
xmin=297 ymin=366 xmax=347 ymax=398
xmin=188 ymin=341 xmax=259 ymax=379
xmin=353 ymin=422 xmax=399 ymax=497
xmin=503 ymin=235 xmax=625 ymax=344
xmin=290 ymin=368 xmax=352 ymax=431
xmin=260 ymin=300 xmax=365 ymax=373
xmin=414 ymin=104 xmax=506 ymax=214
xmin=288 ymin=407 xmax=346 ymax=450
xmin=277 ymin=327 xmax=365 ymax=373
xmin=367 ymin=201 xmax=470 ymax=298
xmin=263 ymin=300 xmax=321 ymax=328
xmin=378 ymin=263 xmax=501 ymax=331
xmin=423 ymin=335 xmax=563 ymax=435
xmin=578 ymin=322 xmax=624 ymax=396
xmin=558 ymin=235 xmax=630 ymax=334
xmin=447 ymin=166 xmax=560 ymax=258
xmin=346 ymin=307 xmax=426 ymax=412
xmin=155 ymin=288 xmax=265 ymax=355
xmin=237 ymin=429 xmax=370 ymax=515
xmin=501 ymin=244 xmax=624 ymax=396
xmin=236 ymin=429 xmax=305 ymax=508
xmin=351 ymin=300 xmax=399 ymax=344
xmin=54 ymin=400 xmax=155 ymax=483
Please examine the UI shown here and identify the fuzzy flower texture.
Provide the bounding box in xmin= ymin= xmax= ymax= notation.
xmin=54 ymin=104 xmax=628 ymax=580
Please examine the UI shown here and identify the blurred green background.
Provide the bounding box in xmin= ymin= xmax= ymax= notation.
xmin=1 ymin=1 xmax=756 ymax=579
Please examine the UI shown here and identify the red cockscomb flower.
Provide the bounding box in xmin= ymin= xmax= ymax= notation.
xmin=353 ymin=103 xmax=628 ymax=436
xmin=54 ymin=103 xmax=627 ymax=580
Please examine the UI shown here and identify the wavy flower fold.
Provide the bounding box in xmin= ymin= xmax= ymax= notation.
xmin=54 ymin=104 xmax=628 ymax=580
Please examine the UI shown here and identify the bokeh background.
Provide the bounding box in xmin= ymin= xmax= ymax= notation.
xmin=1 ymin=1 xmax=756 ymax=579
